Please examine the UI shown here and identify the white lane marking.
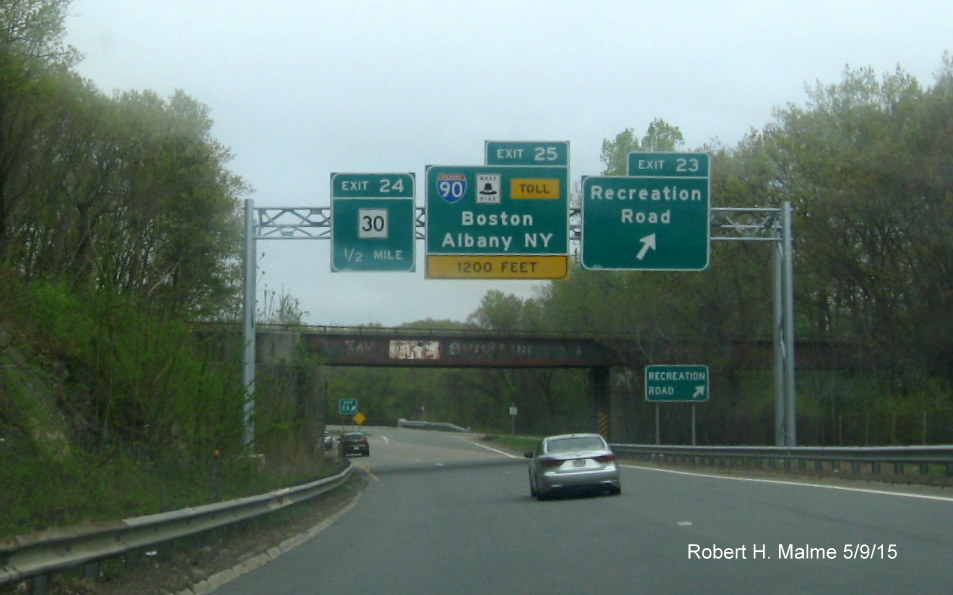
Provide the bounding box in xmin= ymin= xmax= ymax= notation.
xmin=466 ymin=439 xmax=522 ymax=459
xmin=621 ymin=464 xmax=953 ymax=502
xmin=196 ymin=492 xmax=363 ymax=591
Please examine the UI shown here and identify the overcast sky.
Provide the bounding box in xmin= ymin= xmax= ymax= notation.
xmin=65 ymin=1 xmax=950 ymax=327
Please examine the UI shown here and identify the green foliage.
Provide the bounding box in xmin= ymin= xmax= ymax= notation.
xmin=600 ymin=118 xmax=685 ymax=174
xmin=764 ymin=63 xmax=953 ymax=379
xmin=0 ymin=0 xmax=79 ymax=68
xmin=0 ymin=272 xmax=335 ymax=537
xmin=461 ymin=57 xmax=953 ymax=445
xmin=0 ymin=438 xmax=303 ymax=536
xmin=485 ymin=435 xmax=539 ymax=454
xmin=258 ymin=287 xmax=309 ymax=325
xmin=3 ymin=276 xmax=245 ymax=459
xmin=0 ymin=1 xmax=327 ymax=539
xmin=0 ymin=10 xmax=246 ymax=318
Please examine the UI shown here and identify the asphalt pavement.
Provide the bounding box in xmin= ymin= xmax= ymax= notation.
xmin=211 ymin=427 xmax=953 ymax=595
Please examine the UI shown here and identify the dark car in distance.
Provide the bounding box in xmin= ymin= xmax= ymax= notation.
xmin=339 ymin=432 xmax=369 ymax=457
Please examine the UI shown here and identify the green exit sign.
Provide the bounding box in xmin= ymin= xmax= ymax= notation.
xmin=331 ymin=172 xmax=414 ymax=198
xmin=645 ymin=365 xmax=709 ymax=402
xmin=628 ymin=152 xmax=710 ymax=178
xmin=338 ymin=398 xmax=359 ymax=414
xmin=485 ymin=141 xmax=569 ymax=166
xmin=331 ymin=173 xmax=415 ymax=272
xmin=581 ymin=152 xmax=710 ymax=271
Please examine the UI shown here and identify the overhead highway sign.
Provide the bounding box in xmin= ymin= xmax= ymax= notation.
xmin=425 ymin=165 xmax=568 ymax=279
xmin=331 ymin=172 xmax=416 ymax=272
xmin=581 ymin=152 xmax=710 ymax=271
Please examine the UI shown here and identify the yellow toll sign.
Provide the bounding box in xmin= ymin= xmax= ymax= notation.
xmin=426 ymin=255 xmax=568 ymax=280
xmin=510 ymin=178 xmax=560 ymax=199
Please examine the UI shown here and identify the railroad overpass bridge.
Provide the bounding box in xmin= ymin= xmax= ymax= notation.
xmin=252 ymin=325 xmax=852 ymax=442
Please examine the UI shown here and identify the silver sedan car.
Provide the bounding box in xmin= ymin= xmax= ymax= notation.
xmin=524 ymin=433 xmax=622 ymax=500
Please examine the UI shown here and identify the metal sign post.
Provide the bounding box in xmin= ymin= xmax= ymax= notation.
xmin=710 ymin=204 xmax=796 ymax=446
xmin=242 ymin=200 xmax=256 ymax=450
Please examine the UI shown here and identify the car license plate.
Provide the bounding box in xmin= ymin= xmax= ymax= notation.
xmin=573 ymin=459 xmax=586 ymax=467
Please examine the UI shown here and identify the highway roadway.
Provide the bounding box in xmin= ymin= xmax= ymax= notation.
xmin=215 ymin=427 xmax=953 ymax=594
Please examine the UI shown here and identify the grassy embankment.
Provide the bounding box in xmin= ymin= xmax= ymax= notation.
xmin=0 ymin=273 xmax=330 ymax=538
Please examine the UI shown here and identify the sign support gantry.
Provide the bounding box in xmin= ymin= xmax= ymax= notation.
xmin=241 ymin=201 xmax=796 ymax=448
xmin=710 ymin=205 xmax=797 ymax=447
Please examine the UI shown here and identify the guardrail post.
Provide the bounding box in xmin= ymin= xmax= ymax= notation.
xmin=589 ymin=367 xmax=610 ymax=439
xmin=33 ymin=575 xmax=50 ymax=595
xmin=85 ymin=561 xmax=99 ymax=580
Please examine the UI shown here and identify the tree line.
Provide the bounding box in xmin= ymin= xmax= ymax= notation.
xmin=1 ymin=0 xmax=245 ymax=319
xmin=0 ymin=2 xmax=270 ymax=536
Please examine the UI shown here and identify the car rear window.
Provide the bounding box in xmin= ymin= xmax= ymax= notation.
xmin=546 ymin=437 xmax=605 ymax=453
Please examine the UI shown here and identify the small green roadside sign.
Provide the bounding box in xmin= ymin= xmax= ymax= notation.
xmin=331 ymin=173 xmax=415 ymax=272
xmin=645 ymin=365 xmax=709 ymax=402
xmin=338 ymin=398 xmax=359 ymax=415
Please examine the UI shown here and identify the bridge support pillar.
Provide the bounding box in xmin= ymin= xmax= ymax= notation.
xmin=608 ymin=367 xmax=643 ymax=444
xmin=589 ymin=367 xmax=610 ymax=439
xmin=590 ymin=367 xmax=643 ymax=443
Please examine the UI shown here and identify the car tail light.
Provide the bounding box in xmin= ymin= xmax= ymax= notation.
xmin=540 ymin=458 xmax=562 ymax=468
xmin=593 ymin=453 xmax=616 ymax=464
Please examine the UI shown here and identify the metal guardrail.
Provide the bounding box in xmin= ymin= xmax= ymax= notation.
xmin=4 ymin=443 xmax=951 ymax=591
xmin=0 ymin=464 xmax=353 ymax=591
xmin=397 ymin=419 xmax=470 ymax=432
xmin=610 ymin=444 xmax=953 ymax=477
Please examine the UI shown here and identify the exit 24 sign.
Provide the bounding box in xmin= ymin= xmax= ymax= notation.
xmin=331 ymin=173 xmax=416 ymax=272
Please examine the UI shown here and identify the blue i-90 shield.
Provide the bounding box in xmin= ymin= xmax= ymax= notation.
xmin=436 ymin=173 xmax=467 ymax=204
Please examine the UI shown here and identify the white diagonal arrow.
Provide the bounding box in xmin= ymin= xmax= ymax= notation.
xmin=636 ymin=234 xmax=656 ymax=260
xmin=693 ymin=385 xmax=706 ymax=399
